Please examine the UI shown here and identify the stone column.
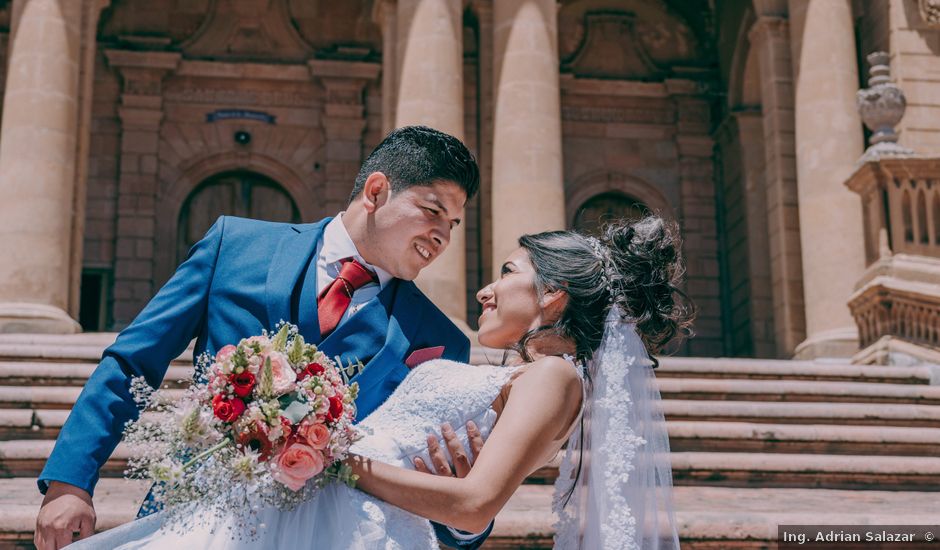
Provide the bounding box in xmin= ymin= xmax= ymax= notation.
xmin=490 ymin=0 xmax=565 ymax=279
xmin=394 ymin=0 xmax=468 ymax=324
xmin=0 ymin=0 xmax=84 ymax=333
xmin=105 ymin=50 xmax=180 ymax=328
xmin=748 ymin=14 xmax=807 ymax=356
xmin=788 ymin=0 xmax=867 ymax=358
xmin=671 ymin=81 xmax=723 ymax=357
xmin=309 ymin=60 xmax=381 ymax=215
xmin=733 ymin=111 xmax=776 ymax=358
xmin=473 ymin=0 xmax=496 ymax=292
xmin=375 ymin=0 xmax=398 ymax=135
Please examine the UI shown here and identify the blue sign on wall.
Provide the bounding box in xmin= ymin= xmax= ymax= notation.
xmin=206 ymin=110 xmax=277 ymax=124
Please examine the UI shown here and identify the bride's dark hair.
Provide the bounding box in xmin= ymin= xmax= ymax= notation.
xmin=514 ymin=215 xmax=695 ymax=363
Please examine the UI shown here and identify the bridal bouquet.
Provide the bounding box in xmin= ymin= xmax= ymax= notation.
xmin=124 ymin=323 xmax=361 ymax=522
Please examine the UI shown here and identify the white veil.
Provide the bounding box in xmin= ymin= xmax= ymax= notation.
xmin=552 ymin=306 xmax=680 ymax=549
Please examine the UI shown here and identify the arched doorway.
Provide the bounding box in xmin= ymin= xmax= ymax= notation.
xmin=177 ymin=171 xmax=301 ymax=262
xmin=573 ymin=192 xmax=649 ymax=236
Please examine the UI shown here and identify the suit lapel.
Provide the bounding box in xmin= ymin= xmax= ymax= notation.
xmin=351 ymin=281 xmax=425 ymax=399
xmin=264 ymin=218 xmax=329 ymax=334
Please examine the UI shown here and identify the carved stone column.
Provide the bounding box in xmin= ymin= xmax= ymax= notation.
xmin=374 ymin=0 xmax=398 ymax=134
xmin=491 ymin=0 xmax=565 ymax=279
xmin=0 ymin=0 xmax=84 ymax=333
xmin=473 ymin=0 xmax=496 ymax=290
xmin=105 ymin=50 xmax=180 ymax=328
xmin=671 ymin=81 xmax=723 ymax=356
xmin=394 ymin=0 xmax=468 ymax=324
xmin=309 ymin=60 xmax=381 ymax=216
xmin=788 ymin=0 xmax=867 ymax=359
xmin=748 ymin=13 xmax=806 ymax=356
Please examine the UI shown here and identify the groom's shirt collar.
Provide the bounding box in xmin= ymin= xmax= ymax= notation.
xmin=319 ymin=213 xmax=393 ymax=290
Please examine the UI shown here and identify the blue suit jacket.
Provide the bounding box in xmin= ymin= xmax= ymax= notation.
xmin=39 ymin=216 xmax=489 ymax=549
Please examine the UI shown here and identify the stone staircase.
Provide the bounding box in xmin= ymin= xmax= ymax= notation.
xmin=1 ymin=334 xmax=939 ymax=549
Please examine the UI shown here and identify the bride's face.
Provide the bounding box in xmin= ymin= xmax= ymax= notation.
xmin=475 ymin=248 xmax=549 ymax=349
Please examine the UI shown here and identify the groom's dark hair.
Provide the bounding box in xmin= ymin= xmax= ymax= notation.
xmin=348 ymin=125 xmax=479 ymax=205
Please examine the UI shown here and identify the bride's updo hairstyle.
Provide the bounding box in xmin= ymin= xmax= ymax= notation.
xmin=516 ymin=215 xmax=695 ymax=363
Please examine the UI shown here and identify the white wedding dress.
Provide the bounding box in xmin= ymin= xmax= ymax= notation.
xmin=69 ymin=359 xmax=520 ymax=550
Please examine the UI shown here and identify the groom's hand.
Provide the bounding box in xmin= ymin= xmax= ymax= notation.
xmin=414 ymin=421 xmax=484 ymax=478
xmin=35 ymin=481 xmax=96 ymax=550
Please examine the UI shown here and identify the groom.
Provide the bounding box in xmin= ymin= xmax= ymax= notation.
xmin=34 ymin=126 xmax=490 ymax=549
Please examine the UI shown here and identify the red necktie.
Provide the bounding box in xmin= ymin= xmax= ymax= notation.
xmin=317 ymin=258 xmax=378 ymax=337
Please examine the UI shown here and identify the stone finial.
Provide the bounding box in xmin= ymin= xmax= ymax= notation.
xmin=857 ymin=52 xmax=914 ymax=162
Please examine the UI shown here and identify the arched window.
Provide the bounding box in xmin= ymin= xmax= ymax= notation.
xmin=177 ymin=171 xmax=301 ymax=262
xmin=573 ymin=192 xmax=649 ymax=236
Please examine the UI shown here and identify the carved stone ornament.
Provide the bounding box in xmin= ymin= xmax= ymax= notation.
xmin=857 ymin=51 xmax=914 ymax=162
xmin=919 ymin=0 xmax=940 ymax=28
xmin=561 ymin=12 xmax=665 ymax=80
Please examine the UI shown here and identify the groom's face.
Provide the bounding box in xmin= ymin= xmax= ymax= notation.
xmin=369 ymin=179 xmax=467 ymax=280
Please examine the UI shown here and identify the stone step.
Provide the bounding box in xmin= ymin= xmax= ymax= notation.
xmin=655 ymin=357 xmax=939 ymax=385
xmin=9 ymin=438 xmax=939 ymax=490
xmin=671 ymin=452 xmax=940 ymax=490
xmin=485 ymin=485 xmax=940 ymax=549
xmin=658 ymin=377 xmax=940 ymax=405
xmin=0 ymin=362 xmax=193 ymax=387
xmin=5 ymin=375 xmax=938 ymax=413
xmin=5 ymin=398 xmax=940 ymax=440
xmin=0 ymin=440 xmax=131 ymax=478
xmin=1 ymin=479 xmax=937 ymax=549
xmin=663 ymin=399 xmax=940 ymax=427
xmin=667 ymin=421 xmax=940 ymax=456
xmin=0 ymin=386 xmax=184 ymax=410
xmin=0 ymin=332 xmax=193 ymax=365
xmin=530 ymin=451 xmax=940 ymax=489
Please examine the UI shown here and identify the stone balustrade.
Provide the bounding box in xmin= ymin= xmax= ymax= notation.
xmin=845 ymin=158 xmax=940 ymax=365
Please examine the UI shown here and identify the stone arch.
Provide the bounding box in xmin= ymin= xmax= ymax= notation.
xmin=565 ymin=170 xmax=674 ymax=229
xmin=154 ymin=152 xmax=319 ymax=285
xmin=727 ymin=7 xmax=760 ymax=110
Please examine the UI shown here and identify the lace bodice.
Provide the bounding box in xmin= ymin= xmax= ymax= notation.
xmin=352 ymin=359 xmax=518 ymax=471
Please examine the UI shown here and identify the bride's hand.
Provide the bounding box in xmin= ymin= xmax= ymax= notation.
xmin=413 ymin=421 xmax=483 ymax=478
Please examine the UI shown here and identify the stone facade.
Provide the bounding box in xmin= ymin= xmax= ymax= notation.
xmin=0 ymin=0 xmax=938 ymax=360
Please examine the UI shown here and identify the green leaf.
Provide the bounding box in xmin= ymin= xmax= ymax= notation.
xmin=288 ymin=334 xmax=305 ymax=365
xmin=258 ymin=356 xmax=274 ymax=399
xmin=272 ymin=324 xmax=290 ymax=351
xmin=281 ymin=398 xmax=311 ymax=424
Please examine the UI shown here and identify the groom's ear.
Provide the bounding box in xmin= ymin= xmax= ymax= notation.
xmin=361 ymin=172 xmax=391 ymax=213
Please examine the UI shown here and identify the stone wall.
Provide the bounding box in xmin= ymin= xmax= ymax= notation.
xmin=559 ymin=77 xmax=723 ymax=356
xmin=890 ymin=0 xmax=940 ymax=154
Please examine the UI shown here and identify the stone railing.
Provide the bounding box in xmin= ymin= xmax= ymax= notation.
xmin=848 ymin=158 xmax=940 ymax=263
xmin=845 ymin=158 xmax=940 ymax=364
xmin=851 ymin=278 xmax=940 ymax=350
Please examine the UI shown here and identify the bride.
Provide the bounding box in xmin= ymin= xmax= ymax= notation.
xmin=70 ymin=215 xmax=692 ymax=549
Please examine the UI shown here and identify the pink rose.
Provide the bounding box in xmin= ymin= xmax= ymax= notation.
xmin=215 ymin=344 xmax=238 ymax=363
xmin=265 ymin=352 xmax=296 ymax=395
xmin=272 ymin=440 xmax=324 ymax=491
xmin=297 ymin=418 xmax=330 ymax=449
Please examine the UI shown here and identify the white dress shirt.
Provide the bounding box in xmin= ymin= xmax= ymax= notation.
xmin=315 ymin=213 xmax=392 ymax=327
xmin=317 ymin=214 xmax=485 ymax=541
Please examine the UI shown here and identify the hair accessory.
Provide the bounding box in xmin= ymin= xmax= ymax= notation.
xmin=587 ymin=236 xmax=616 ymax=297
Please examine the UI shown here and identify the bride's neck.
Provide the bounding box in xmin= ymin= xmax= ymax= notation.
xmin=523 ymin=333 xmax=576 ymax=361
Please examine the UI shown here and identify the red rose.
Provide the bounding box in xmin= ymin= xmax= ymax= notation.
xmin=212 ymin=394 xmax=246 ymax=422
xmin=327 ymin=395 xmax=344 ymax=421
xmin=298 ymin=362 xmax=325 ymax=381
xmin=230 ymin=371 xmax=256 ymax=398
